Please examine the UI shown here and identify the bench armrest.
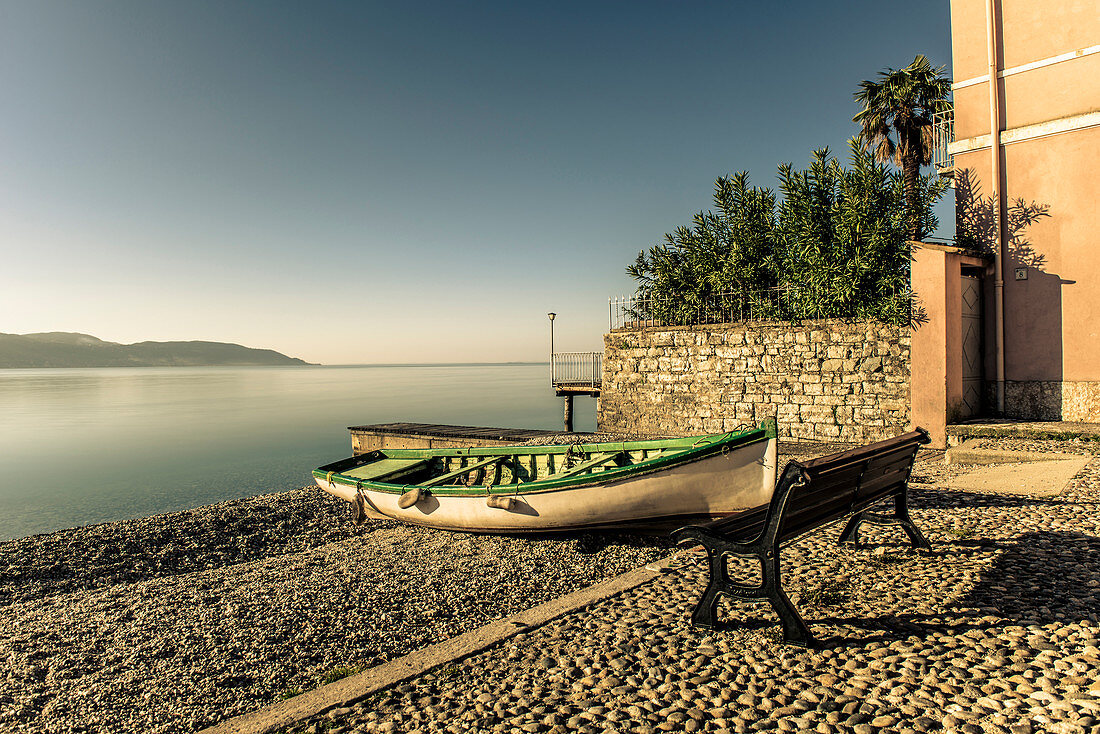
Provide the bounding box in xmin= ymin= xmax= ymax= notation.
xmin=671 ymin=525 xmax=761 ymax=556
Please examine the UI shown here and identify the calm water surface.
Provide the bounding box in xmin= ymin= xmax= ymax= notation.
xmin=0 ymin=364 xmax=595 ymax=540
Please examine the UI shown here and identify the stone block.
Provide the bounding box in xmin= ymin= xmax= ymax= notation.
xmin=776 ymin=404 xmax=799 ymax=418
xmin=860 ymin=356 xmax=883 ymax=372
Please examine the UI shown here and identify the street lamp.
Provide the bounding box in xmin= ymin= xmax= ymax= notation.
xmin=547 ymin=312 xmax=556 ymax=384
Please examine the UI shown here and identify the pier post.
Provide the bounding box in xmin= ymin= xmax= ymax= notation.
xmin=563 ymin=394 xmax=574 ymax=432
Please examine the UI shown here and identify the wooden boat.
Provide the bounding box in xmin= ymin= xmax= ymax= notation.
xmin=313 ymin=421 xmax=777 ymax=533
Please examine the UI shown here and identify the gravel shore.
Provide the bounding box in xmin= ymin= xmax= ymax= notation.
xmin=4 ymin=438 xmax=1098 ymax=734
xmin=0 ymin=487 xmax=671 ymax=733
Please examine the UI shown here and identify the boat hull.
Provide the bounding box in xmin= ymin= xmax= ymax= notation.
xmin=314 ymin=435 xmax=777 ymax=533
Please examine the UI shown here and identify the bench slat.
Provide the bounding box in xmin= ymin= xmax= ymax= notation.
xmin=798 ymin=430 xmax=926 ymax=471
xmin=855 ymin=465 xmax=912 ymax=499
xmin=707 ymin=506 xmax=769 ymax=539
xmin=802 ymin=446 xmax=913 ymax=484
xmin=787 ymin=464 xmax=865 ymax=504
xmin=782 ymin=468 xmax=865 ymax=517
xmin=780 ymin=496 xmax=858 ymax=540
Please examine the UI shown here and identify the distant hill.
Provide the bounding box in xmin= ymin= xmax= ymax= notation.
xmin=0 ymin=332 xmax=313 ymax=368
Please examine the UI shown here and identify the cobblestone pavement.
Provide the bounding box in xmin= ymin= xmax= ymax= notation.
xmin=289 ymin=443 xmax=1100 ymax=734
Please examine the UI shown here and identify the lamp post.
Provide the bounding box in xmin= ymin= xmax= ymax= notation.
xmin=548 ymin=312 xmax=572 ymax=431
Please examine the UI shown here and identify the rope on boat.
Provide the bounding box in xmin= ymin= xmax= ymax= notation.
xmin=564 ymin=440 xmax=584 ymax=469
xmin=326 ymin=471 xmax=336 ymax=485
xmin=356 ymin=485 xmax=386 ymax=522
xmin=353 ymin=486 xmax=367 ymax=525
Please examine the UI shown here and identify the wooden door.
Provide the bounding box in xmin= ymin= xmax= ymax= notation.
xmin=960 ymin=275 xmax=983 ymax=419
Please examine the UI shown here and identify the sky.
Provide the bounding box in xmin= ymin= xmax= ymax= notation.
xmin=0 ymin=1 xmax=952 ymax=365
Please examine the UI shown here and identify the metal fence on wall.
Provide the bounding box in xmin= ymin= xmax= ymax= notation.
xmin=608 ymin=286 xmax=914 ymax=331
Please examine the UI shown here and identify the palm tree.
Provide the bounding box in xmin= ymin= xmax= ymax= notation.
xmin=853 ymin=55 xmax=951 ymax=240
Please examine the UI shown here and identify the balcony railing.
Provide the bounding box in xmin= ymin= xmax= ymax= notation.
xmin=550 ymin=352 xmax=602 ymax=389
xmin=931 ymin=108 xmax=955 ymax=176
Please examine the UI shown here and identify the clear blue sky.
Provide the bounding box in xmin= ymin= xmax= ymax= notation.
xmin=0 ymin=1 xmax=951 ymax=364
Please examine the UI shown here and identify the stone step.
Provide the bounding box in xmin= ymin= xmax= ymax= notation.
xmin=946 ymin=420 xmax=1100 ymax=447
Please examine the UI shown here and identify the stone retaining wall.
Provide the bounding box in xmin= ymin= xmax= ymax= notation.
xmin=597 ymin=321 xmax=910 ymax=442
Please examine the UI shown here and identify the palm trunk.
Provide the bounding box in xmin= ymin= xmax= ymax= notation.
xmin=902 ymin=152 xmax=923 ymax=241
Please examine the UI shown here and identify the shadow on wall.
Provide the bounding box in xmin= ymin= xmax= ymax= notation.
xmin=954 ymin=169 xmax=1073 ymax=419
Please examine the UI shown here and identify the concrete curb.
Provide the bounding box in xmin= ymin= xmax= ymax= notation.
xmin=199 ymin=552 xmax=686 ymax=734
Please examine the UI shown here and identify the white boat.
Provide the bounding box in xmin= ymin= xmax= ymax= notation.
xmin=313 ymin=421 xmax=777 ymax=533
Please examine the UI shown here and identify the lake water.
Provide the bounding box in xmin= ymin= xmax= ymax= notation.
xmin=0 ymin=364 xmax=596 ymax=541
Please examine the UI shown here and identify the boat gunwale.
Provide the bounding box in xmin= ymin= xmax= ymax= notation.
xmin=313 ymin=427 xmax=771 ymax=497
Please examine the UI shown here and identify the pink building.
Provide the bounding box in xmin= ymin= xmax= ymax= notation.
xmin=912 ymin=0 xmax=1100 ymax=445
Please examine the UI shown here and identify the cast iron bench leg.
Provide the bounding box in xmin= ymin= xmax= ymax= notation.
xmin=691 ymin=545 xmax=813 ymax=646
xmin=839 ymin=493 xmax=930 ymax=551
xmin=763 ymin=552 xmax=814 ymax=647
xmin=839 ymin=512 xmax=867 ymax=545
xmin=689 ymin=548 xmax=727 ymax=629
xmin=895 ymin=501 xmax=932 ymax=550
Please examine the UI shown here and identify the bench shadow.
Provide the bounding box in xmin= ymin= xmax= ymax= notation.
xmin=807 ymin=530 xmax=1100 ymax=648
xmin=702 ymin=530 xmax=1099 ymax=649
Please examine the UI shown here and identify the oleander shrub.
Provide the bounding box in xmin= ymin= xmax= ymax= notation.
xmin=626 ymin=141 xmax=948 ymax=326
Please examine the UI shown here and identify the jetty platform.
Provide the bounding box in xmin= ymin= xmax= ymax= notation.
xmin=348 ymin=423 xmax=562 ymax=454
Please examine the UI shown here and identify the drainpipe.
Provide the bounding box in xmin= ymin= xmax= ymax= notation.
xmin=986 ymin=0 xmax=1006 ymax=414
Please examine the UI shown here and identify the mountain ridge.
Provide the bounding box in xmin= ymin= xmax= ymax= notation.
xmin=0 ymin=332 xmax=313 ymax=368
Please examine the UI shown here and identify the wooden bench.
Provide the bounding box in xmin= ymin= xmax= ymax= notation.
xmin=671 ymin=428 xmax=932 ymax=647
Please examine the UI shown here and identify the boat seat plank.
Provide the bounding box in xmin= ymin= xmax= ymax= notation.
xmin=345 ymin=458 xmax=432 ymax=481
xmin=419 ymin=456 xmax=504 ymax=487
xmin=647 ymin=448 xmax=686 ymax=461
xmin=542 ymin=452 xmax=623 ymax=481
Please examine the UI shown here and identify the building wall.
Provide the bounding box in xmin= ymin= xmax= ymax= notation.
xmin=597 ymin=322 xmax=910 ymax=442
xmin=948 ymin=0 xmax=1100 ymax=420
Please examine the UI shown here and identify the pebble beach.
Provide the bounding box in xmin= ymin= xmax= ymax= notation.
xmin=0 ymin=487 xmax=671 ymax=733
xmin=2 ymin=439 xmax=1099 ymax=734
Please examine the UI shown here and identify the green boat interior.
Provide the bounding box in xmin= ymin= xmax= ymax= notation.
xmin=316 ymin=427 xmax=769 ymax=490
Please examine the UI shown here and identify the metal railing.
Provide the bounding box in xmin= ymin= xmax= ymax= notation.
xmin=551 ymin=351 xmax=602 ymax=388
xmin=931 ymin=108 xmax=955 ymax=175
xmin=609 ymin=286 xmax=914 ymax=331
